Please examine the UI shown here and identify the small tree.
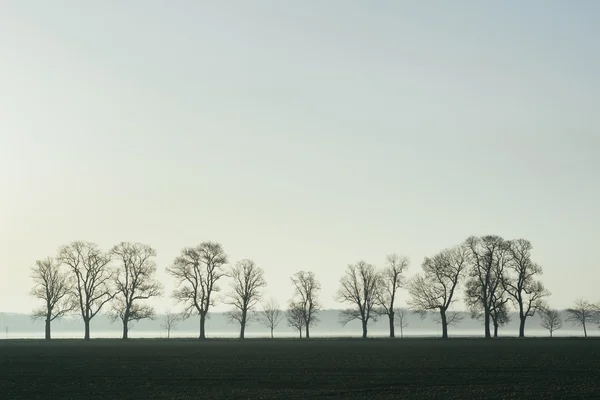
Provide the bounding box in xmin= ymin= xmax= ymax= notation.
xmin=30 ymin=257 xmax=74 ymax=340
xmin=375 ymin=254 xmax=409 ymax=338
xmin=225 ymin=259 xmax=267 ymax=339
xmin=110 ymin=242 xmax=163 ymax=339
xmin=540 ymin=309 xmax=563 ymax=338
xmin=290 ymin=271 xmax=321 ymax=339
xmin=161 ymin=310 xmax=182 ymax=339
xmin=336 ymin=261 xmax=380 ymax=338
xmin=395 ymin=308 xmax=409 ymax=338
xmin=257 ymin=298 xmax=284 ymax=338
xmin=566 ymin=300 xmax=598 ymax=338
xmin=58 ymin=241 xmax=115 ymax=340
xmin=287 ymin=302 xmax=305 ymax=338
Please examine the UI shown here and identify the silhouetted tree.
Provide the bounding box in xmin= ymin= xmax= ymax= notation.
xmin=167 ymin=242 xmax=228 ymax=339
xmin=287 ymin=302 xmax=305 ymax=338
xmin=503 ymin=239 xmax=550 ymax=337
xmin=225 ymin=259 xmax=267 ymax=339
xmin=30 ymin=257 xmax=74 ymax=340
xmin=290 ymin=271 xmax=321 ymax=339
xmin=408 ymin=246 xmax=467 ymax=339
xmin=464 ymin=235 xmax=510 ymax=339
xmin=161 ymin=310 xmax=182 ymax=339
xmin=489 ymin=294 xmax=511 ymax=338
xmin=566 ymin=300 xmax=599 ymax=338
xmin=540 ymin=308 xmax=563 ymax=338
xmin=257 ymin=298 xmax=284 ymax=338
xmin=395 ymin=308 xmax=409 ymax=338
xmin=375 ymin=254 xmax=409 ymax=338
xmin=336 ymin=261 xmax=380 ymax=338
xmin=109 ymin=242 xmax=162 ymax=339
xmin=58 ymin=241 xmax=115 ymax=340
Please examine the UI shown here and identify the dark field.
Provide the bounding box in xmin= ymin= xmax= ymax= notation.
xmin=1 ymin=338 xmax=600 ymax=399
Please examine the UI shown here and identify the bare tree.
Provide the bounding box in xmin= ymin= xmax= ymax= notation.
xmin=395 ymin=308 xmax=409 ymax=338
xmin=375 ymin=254 xmax=409 ymax=338
xmin=336 ymin=261 xmax=380 ymax=338
xmin=161 ymin=310 xmax=182 ymax=339
xmin=503 ymin=239 xmax=550 ymax=338
xmin=257 ymin=298 xmax=284 ymax=338
xmin=167 ymin=242 xmax=228 ymax=339
xmin=287 ymin=302 xmax=305 ymax=338
xmin=464 ymin=235 xmax=511 ymax=339
xmin=540 ymin=308 xmax=563 ymax=338
xmin=225 ymin=259 xmax=267 ymax=339
xmin=489 ymin=293 xmax=511 ymax=338
xmin=566 ymin=300 xmax=599 ymax=338
xmin=408 ymin=246 xmax=467 ymax=339
xmin=290 ymin=271 xmax=321 ymax=339
xmin=30 ymin=257 xmax=74 ymax=340
xmin=110 ymin=242 xmax=163 ymax=339
xmin=57 ymin=241 xmax=115 ymax=340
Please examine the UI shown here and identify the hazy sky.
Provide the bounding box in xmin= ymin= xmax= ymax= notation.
xmin=1 ymin=1 xmax=599 ymax=316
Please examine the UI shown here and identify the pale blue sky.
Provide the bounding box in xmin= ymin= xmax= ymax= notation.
xmin=1 ymin=1 xmax=599 ymax=315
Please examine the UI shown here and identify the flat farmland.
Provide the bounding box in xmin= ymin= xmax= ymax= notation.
xmin=1 ymin=338 xmax=599 ymax=399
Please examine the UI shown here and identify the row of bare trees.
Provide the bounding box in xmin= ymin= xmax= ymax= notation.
xmin=33 ymin=235 xmax=586 ymax=340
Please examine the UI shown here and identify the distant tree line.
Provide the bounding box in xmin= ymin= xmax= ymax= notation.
xmin=28 ymin=235 xmax=596 ymax=340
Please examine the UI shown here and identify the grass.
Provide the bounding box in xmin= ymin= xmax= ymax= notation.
xmin=1 ymin=337 xmax=600 ymax=399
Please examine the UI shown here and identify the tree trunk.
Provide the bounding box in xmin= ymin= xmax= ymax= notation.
xmin=484 ymin=308 xmax=491 ymax=339
xmin=167 ymin=327 xmax=171 ymax=339
xmin=305 ymin=323 xmax=310 ymax=339
xmin=299 ymin=328 xmax=302 ymax=339
xmin=199 ymin=312 xmax=207 ymax=340
xmin=362 ymin=319 xmax=368 ymax=339
xmin=583 ymin=322 xmax=587 ymax=338
xmin=388 ymin=312 xmax=395 ymax=338
xmin=45 ymin=317 xmax=51 ymax=340
xmin=84 ymin=319 xmax=90 ymax=340
xmin=440 ymin=310 xmax=448 ymax=340
xmin=519 ymin=316 xmax=526 ymax=338
xmin=122 ymin=321 xmax=129 ymax=339
xmin=270 ymin=326 xmax=274 ymax=339
xmin=549 ymin=329 xmax=553 ymax=338
xmin=240 ymin=312 xmax=247 ymax=339
xmin=493 ymin=323 xmax=499 ymax=338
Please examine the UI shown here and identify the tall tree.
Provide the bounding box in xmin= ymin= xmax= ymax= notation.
xmin=290 ymin=271 xmax=321 ymax=339
xmin=408 ymin=246 xmax=467 ymax=339
xmin=503 ymin=239 xmax=550 ymax=337
xmin=566 ymin=300 xmax=599 ymax=338
xmin=540 ymin=308 xmax=563 ymax=338
xmin=225 ymin=259 xmax=267 ymax=339
xmin=257 ymin=298 xmax=284 ymax=339
xmin=464 ymin=235 xmax=510 ymax=339
xmin=336 ymin=261 xmax=380 ymax=338
xmin=30 ymin=257 xmax=74 ymax=340
xmin=287 ymin=302 xmax=305 ymax=338
xmin=375 ymin=254 xmax=409 ymax=338
xmin=58 ymin=241 xmax=114 ymax=340
xmin=167 ymin=242 xmax=228 ymax=339
xmin=110 ymin=242 xmax=163 ymax=339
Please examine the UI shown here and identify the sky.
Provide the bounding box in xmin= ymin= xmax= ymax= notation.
xmin=1 ymin=1 xmax=599 ymax=315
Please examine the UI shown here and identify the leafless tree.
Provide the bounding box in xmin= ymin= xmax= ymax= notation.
xmin=503 ymin=239 xmax=550 ymax=337
xmin=540 ymin=308 xmax=563 ymax=338
xmin=167 ymin=241 xmax=228 ymax=339
xmin=225 ymin=259 xmax=267 ymax=339
xmin=257 ymin=298 xmax=284 ymax=338
xmin=57 ymin=241 xmax=115 ymax=340
xmin=566 ymin=299 xmax=599 ymax=338
xmin=464 ymin=235 xmax=511 ymax=339
xmin=161 ymin=309 xmax=182 ymax=339
xmin=30 ymin=257 xmax=74 ymax=340
xmin=489 ymin=294 xmax=511 ymax=338
xmin=336 ymin=261 xmax=380 ymax=338
xmin=394 ymin=308 xmax=409 ymax=338
xmin=375 ymin=254 xmax=409 ymax=338
xmin=110 ymin=242 xmax=163 ymax=339
xmin=408 ymin=246 xmax=467 ymax=339
xmin=287 ymin=302 xmax=305 ymax=338
xmin=290 ymin=271 xmax=321 ymax=339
